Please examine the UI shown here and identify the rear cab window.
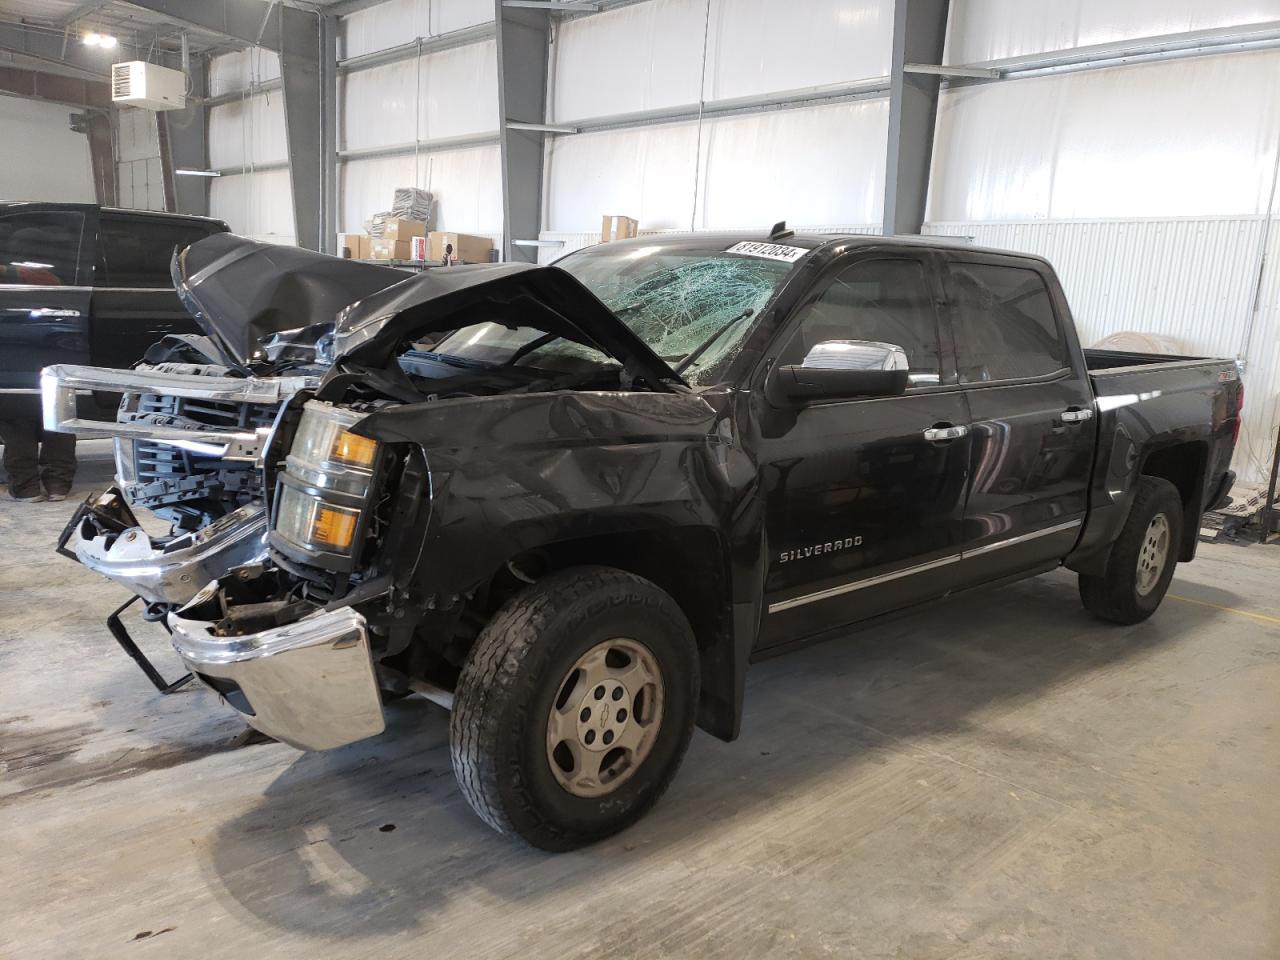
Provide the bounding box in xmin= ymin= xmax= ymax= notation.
xmin=0 ymin=211 xmax=87 ymax=286
xmin=95 ymin=215 xmax=223 ymax=288
xmin=946 ymin=261 xmax=1068 ymax=383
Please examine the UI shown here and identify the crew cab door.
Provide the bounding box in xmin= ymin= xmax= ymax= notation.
xmin=751 ymin=252 xmax=971 ymax=650
xmin=0 ymin=207 xmax=93 ymax=402
xmin=942 ymin=254 xmax=1094 ymax=582
xmin=89 ymin=212 xmax=217 ymax=368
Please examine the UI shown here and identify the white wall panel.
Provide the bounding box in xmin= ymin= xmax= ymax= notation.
xmin=698 ymin=99 xmax=888 ymax=228
xmin=705 ymin=0 xmax=891 ymax=99
xmin=211 ymin=168 xmax=295 ymax=244
xmin=545 ymin=121 xmax=700 ymax=230
xmin=928 ymin=51 xmax=1280 ymax=222
xmin=209 ymin=92 xmax=288 ymax=169
xmin=115 ymin=107 xmax=156 ymax=163
xmin=550 ymin=0 xmax=706 ymax=122
xmin=340 ymin=0 xmax=492 ymax=58
xmin=0 ymin=95 xmax=94 ymax=202
xmin=1237 ymin=223 xmax=1280 ymax=484
xmin=339 ymin=144 xmax=502 ymax=233
xmin=545 ymin=99 xmax=887 ymax=232
xmin=208 ymin=48 xmax=280 ymax=96
xmin=946 ymin=0 xmax=1280 ymax=63
xmin=551 ymin=0 xmax=892 ymax=123
xmin=114 ymin=107 xmax=165 ymax=211
xmin=340 ymin=40 xmax=498 ymax=150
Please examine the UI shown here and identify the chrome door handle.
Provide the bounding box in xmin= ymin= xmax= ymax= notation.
xmin=923 ymin=424 xmax=969 ymax=441
xmin=1061 ymin=407 xmax=1094 ymax=423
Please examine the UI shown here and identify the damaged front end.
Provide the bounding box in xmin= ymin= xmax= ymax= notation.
xmin=44 ymin=234 xmax=406 ymax=693
xmin=167 ymin=260 xmax=714 ymax=749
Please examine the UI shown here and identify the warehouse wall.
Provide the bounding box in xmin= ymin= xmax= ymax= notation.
xmin=338 ymin=0 xmax=501 ymax=241
xmin=205 ymin=49 xmax=294 ymax=244
xmin=115 ymin=107 xmax=165 ymax=211
xmin=542 ymin=0 xmax=893 ymax=234
xmin=928 ymin=2 xmax=1280 ymax=482
xmin=0 ymin=95 xmax=95 ymax=202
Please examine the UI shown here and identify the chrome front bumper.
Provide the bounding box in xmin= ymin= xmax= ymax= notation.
xmin=63 ymin=490 xmax=269 ymax=606
xmin=167 ymin=604 xmax=386 ymax=751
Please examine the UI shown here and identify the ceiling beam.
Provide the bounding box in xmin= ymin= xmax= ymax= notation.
xmin=56 ymin=1 xmax=115 ymax=28
xmin=117 ymin=0 xmax=319 ymax=61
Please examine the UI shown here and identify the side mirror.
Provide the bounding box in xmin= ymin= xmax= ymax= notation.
xmin=767 ymin=340 xmax=910 ymax=405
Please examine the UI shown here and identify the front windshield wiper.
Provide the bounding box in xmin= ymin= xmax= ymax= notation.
xmin=673 ymin=308 xmax=755 ymax=375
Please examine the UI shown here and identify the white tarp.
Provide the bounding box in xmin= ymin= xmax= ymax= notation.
xmin=946 ymin=0 xmax=1280 ymax=63
xmin=340 ymin=0 xmax=492 ymax=59
xmin=550 ymin=0 xmax=891 ymax=123
xmin=544 ymin=98 xmax=888 ymax=232
xmin=927 ymin=50 xmax=1280 ymax=222
xmin=339 ymin=145 xmax=502 ymax=235
xmin=340 ymin=40 xmax=498 ymax=151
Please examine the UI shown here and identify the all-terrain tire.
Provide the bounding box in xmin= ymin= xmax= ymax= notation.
xmin=450 ymin=565 xmax=699 ymax=850
xmin=1079 ymin=476 xmax=1183 ymax=624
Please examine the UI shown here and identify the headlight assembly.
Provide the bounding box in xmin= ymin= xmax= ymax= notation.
xmin=286 ymin=401 xmax=379 ymax=496
xmin=271 ymin=400 xmax=382 ymax=565
xmin=274 ymin=483 xmax=362 ymax=553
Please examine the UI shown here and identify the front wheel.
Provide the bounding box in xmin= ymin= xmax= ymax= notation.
xmin=450 ymin=566 xmax=699 ymax=850
xmin=1079 ymin=476 xmax=1183 ymax=624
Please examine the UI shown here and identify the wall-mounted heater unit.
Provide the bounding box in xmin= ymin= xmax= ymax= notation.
xmin=111 ymin=61 xmax=186 ymax=111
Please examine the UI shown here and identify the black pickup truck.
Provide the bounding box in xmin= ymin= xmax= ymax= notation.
xmin=0 ymin=202 xmax=229 ymax=411
xmin=47 ymin=230 xmax=1242 ymax=850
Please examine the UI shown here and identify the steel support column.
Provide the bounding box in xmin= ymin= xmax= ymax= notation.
xmin=495 ymin=1 xmax=551 ymax=262
xmin=882 ymin=0 xmax=950 ymax=236
xmin=318 ymin=14 xmax=339 ymax=253
xmin=160 ymin=53 xmax=210 ymax=216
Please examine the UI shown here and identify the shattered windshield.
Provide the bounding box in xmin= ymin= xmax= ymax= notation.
xmin=425 ymin=242 xmax=800 ymax=386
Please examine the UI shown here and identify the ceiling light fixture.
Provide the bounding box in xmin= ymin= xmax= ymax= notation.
xmin=82 ymin=32 xmax=118 ymax=48
xmin=175 ymin=169 xmax=221 ymax=177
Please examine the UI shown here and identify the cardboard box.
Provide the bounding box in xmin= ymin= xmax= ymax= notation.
xmin=337 ymin=233 xmax=370 ymax=259
xmin=381 ymin=218 xmax=427 ymax=241
xmin=601 ymin=215 xmax=638 ymax=243
xmin=369 ymin=239 xmax=414 ymax=261
xmin=428 ymin=231 xmax=493 ymax=264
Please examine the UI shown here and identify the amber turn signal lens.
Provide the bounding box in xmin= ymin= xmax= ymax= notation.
xmin=312 ymin=505 xmax=359 ymax=550
xmin=331 ymin=430 xmax=378 ymax=468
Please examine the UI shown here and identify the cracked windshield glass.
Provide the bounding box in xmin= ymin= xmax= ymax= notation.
xmin=427 ymin=242 xmax=799 ymax=386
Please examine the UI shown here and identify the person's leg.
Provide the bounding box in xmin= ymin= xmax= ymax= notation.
xmin=0 ymin=417 xmax=44 ymax=499
xmin=39 ymin=428 xmax=77 ymax=497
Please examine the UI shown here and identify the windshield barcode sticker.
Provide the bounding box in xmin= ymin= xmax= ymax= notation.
xmin=725 ymin=241 xmax=808 ymax=263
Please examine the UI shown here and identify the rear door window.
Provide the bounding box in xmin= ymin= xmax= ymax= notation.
xmin=947 ymin=262 xmax=1067 ymax=383
xmin=96 ymin=216 xmax=220 ymax=288
xmin=0 ymin=211 xmax=86 ymax=285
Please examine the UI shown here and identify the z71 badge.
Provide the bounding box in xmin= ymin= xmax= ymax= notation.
xmin=778 ymin=536 xmax=863 ymax=564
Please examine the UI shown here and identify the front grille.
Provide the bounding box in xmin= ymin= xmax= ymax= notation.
xmin=128 ymin=394 xmax=278 ymax=508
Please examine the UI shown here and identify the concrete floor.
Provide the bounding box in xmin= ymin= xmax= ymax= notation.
xmin=1 ymin=443 xmax=1277 ymax=960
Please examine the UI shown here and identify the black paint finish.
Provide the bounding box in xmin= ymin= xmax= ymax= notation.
xmin=254 ymin=233 xmax=1243 ymax=743
xmin=0 ymin=203 xmax=229 ymax=408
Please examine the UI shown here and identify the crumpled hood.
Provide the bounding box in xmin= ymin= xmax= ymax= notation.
xmin=332 ymin=262 xmax=685 ymax=391
xmin=172 ymin=233 xmax=406 ymax=367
